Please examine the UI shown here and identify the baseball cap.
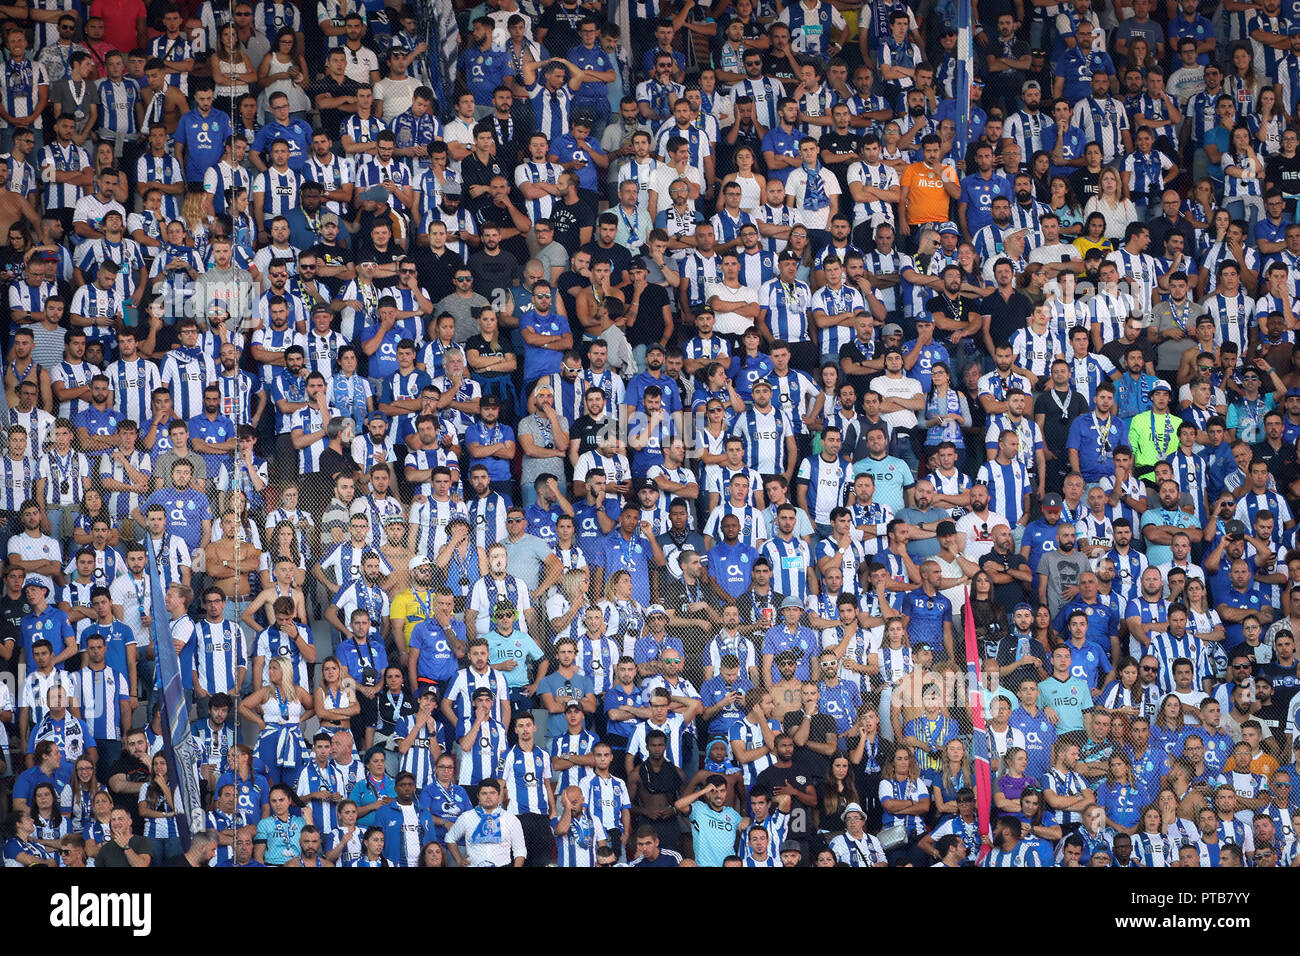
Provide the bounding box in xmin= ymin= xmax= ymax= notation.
xmin=471 ymin=687 xmax=495 ymax=701
xmin=564 ymin=700 xmax=584 ymax=712
xmin=646 ymin=604 xmax=668 ymax=617
xmin=1022 ymin=79 xmax=1041 ymax=92
xmin=646 ymin=343 xmax=666 ymax=355
xmin=441 ymin=181 xmax=462 ymax=197
xmin=775 ymin=649 xmax=802 ymax=663
xmin=780 ymin=595 xmax=804 ymax=610
xmin=936 ymin=520 xmax=957 ymax=537
xmin=937 ymin=221 xmax=959 ymax=236
xmin=480 ymin=394 xmax=502 ymax=407
xmin=360 ymin=185 xmax=389 ymax=203
xmin=1225 ymin=519 xmax=1247 ymax=539
xmin=634 ymin=478 xmax=659 ymax=495
xmin=1042 ymin=492 xmax=1064 ymax=509
xmin=492 ymin=600 xmax=516 ymax=616
xmin=1013 ymin=602 xmax=1033 ymax=613
xmin=366 ymin=410 xmax=386 ymax=423
xmin=627 ymin=256 xmax=649 ymax=272
xmin=1287 ymin=388 xmax=1300 ymax=398
xmin=1196 ymin=314 xmax=1215 ymax=326
xmin=319 ymin=213 xmax=340 ymax=228
xmin=778 ymin=249 xmax=801 ymax=262
xmin=408 ymin=555 xmax=432 ymax=572
xmin=882 ymin=323 xmax=902 ymax=337
xmin=1150 ymin=380 xmax=1171 ymax=392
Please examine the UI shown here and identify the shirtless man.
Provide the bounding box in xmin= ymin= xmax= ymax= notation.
xmin=0 ymin=161 xmax=39 ymax=241
xmin=887 ymin=642 xmax=962 ymax=741
xmin=769 ymin=649 xmax=805 ymax=721
xmin=136 ymin=58 xmax=188 ymax=136
xmin=379 ymin=517 xmax=414 ymax=594
xmin=240 ymin=556 xmax=308 ymax=629
xmin=4 ymin=334 xmax=52 ymax=410
xmin=204 ymin=511 xmax=262 ymax=601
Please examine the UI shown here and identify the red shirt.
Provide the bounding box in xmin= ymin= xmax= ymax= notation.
xmin=89 ymin=0 xmax=146 ymax=58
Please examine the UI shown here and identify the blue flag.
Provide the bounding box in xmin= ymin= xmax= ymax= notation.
xmin=145 ymin=535 xmax=204 ymax=847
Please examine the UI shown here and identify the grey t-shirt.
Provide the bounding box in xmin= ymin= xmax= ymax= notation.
xmin=51 ymin=77 xmax=97 ymax=137
xmin=535 ymin=238 xmax=569 ymax=279
xmin=517 ymin=412 xmax=568 ymax=489
xmin=504 ymin=531 xmax=553 ymax=590
xmin=435 ymin=290 xmax=489 ymax=344
xmin=1037 ymin=548 xmax=1091 ymax=620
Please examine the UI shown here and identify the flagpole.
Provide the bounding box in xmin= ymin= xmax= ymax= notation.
xmin=955 ymin=0 xmax=972 ymax=164
xmin=962 ymin=585 xmax=993 ymax=863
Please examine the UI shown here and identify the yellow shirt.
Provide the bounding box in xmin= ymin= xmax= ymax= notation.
xmin=390 ymin=588 xmax=437 ymax=645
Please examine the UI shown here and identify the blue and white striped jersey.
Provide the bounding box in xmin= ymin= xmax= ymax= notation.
xmin=580 ymin=774 xmax=631 ymax=832
xmin=71 ymin=665 xmax=129 ymax=742
xmin=502 ymin=744 xmax=553 ymax=814
xmin=148 ymin=32 xmax=194 ymax=93
xmin=549 ymin=729 xmax=598 ymax=792
xmin=296 ymin=760 xmax=346 ymax=832
xmin=552 ymin=805 xmax=606 ymax=867
xmin=252 ymin=166 xmax=302 ymax=218
xmin=456 ymin=715 xmax=508 ymax=787
xmin=194 ymin=619 xmax=247 ymax=696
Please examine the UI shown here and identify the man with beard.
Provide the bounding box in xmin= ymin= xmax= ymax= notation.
xmin=752 ymin=732 xmax=817 ymax=837
xmin=1036 ymin=522 xmax=1090 ymax=620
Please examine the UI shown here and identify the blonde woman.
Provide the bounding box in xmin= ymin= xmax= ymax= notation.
xmin=314 ymin=655 xmax=360 ymax=736
xmin=180 ymin=185 xmax=212 ymax=262
xmin=598 ymin=569 xmax=644 ymax=656
xmin=1082 ymin=166 xmax=1136 ymax=243
xmin=1223 ymin=123 xmax=1266 ymax=229
xmin=878 ymin=746 xmax=930 ymax=866
xmin=240 ymin=656 xmax=315 ymax=785
xmin=547 ymin=567 xmax=591 ymax=637
xmin=721 ymin=145 xmax=766 ymax=215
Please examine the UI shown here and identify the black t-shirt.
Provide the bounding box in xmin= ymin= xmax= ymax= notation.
xmin=1267 ymin=152 xmax=1300 ymax=216
xmin=467 ymin=249 xmax=521 ymax=304
xmin=415 ymin=247 xmax=463 ymax=303
xmin=1034 ymin=387 xmax=1089 ymax=453
xmin=306 ymin=241 xmax=354 ymax=297
xmin=309 ymin=75 xmax=361 ymax=140
xmin=536 ymin=1 xmax=587 ymax=59
xmin=556 ymin=269 xmax=588 ymax=325
xmin=980 ymin=548 xmax=1030 ymax=612
xmin=107 ymin=754 xmax=149 ymax=828
xmin=571 ymin=414 xmax=610 ymax=456
xmin=1252 ymin=439 xmax=1299 ymax=490
xmin=1069 ymin=167 xmax=1103 ymax=205
xmin=627 ymin=283 xmax=672 ymax=347
xmin=551 ymin=198 xmax=595 ymax=254
xmin=580 ymin=240 xmax=632 ymax=286
xmin=465 ymin=333 xmax=510 ymax=381
xmin=838 ymin=338 xmax=874 ymax=398
xmin=352 ymin=242 xmax=400 ymax=289
xmin=1100 ymin=339 xmax=1156 ymax=373
xmin=0 ymin=593 xmax=30 ymax=679
xmin=753 ymin=760 xmax=815 ymax=837
xmin=761 ymin=51 xmax=798 ymax=88
xmin=461 ymin=153 xmax=507 ymax=215
xmin=819 ymin=131 xmax=861 ymax=192
xmin=977 ymin=289 xmax=1033 ymax=348
xmin=475 ymin=203 xmax=531 ymax=265
xmin=162 ymin=854 xmax=200 ymax=867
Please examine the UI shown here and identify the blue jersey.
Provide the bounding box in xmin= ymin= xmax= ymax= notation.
xmin=252 ymin=118 xmax=313 ymax=170
xmin=143 ymin=487 xmax=211 ymax=551
xmin=174 ymin=108 xmax=232 ymax=182
xmin=706 ymin=541 xmax=758 ymax=598
xmin=900 ymin=589 xmax=953 ymax=661
xmin=1008 ymin=707 xmax=1056 ymax=780
xmin=408 ymin=617 xmax=464 ymax=683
